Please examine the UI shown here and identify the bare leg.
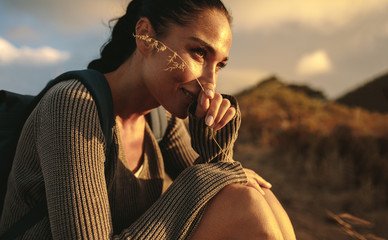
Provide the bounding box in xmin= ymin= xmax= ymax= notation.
xmin=190 ymin=184 xmax=288 ymax=240
xmin=263 ymin=188 xmax=296 ymax=240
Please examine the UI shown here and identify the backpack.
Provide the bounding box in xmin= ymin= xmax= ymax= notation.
xmin=0 ymin=69 xmax=167 ymax=239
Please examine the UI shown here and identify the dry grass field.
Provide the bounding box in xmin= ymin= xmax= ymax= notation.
xmin=234 ymin=76 xmax=388 ymax=239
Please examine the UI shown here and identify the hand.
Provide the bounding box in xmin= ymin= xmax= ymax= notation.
xmin=195 ymin=84 xmax=236 ymax=131
xmin=244 ymin=168 xmax=272 ymax=195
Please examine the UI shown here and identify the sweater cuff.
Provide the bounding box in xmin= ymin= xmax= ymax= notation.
xmin=188 ymin=95 xmax=241 ymax=163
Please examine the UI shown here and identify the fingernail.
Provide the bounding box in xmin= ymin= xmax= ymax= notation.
xmin=267 ymin=182 xmax=272 ymax=188
xmin=206 ymin=115 xmax=214 ymax=126
xmin=205 ymin=89 xmax=214 ymax=98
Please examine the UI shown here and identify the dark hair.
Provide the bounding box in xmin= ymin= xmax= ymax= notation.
xmin=88 ymin=0 xmax=231 ymax=73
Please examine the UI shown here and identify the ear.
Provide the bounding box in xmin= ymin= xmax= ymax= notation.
xmin=135 ymin=18 xmax=156 ymax=56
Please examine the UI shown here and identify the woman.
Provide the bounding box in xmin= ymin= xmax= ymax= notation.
xmin=0 ymin=0 xmax=295 ymax=239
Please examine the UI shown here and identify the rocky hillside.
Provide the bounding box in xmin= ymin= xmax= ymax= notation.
xmin=336 ymin=72 xmax=388 ymax=113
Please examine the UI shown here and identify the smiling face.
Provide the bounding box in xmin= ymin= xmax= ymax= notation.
xmin=142 ymin=9 xmax=232 ymax=118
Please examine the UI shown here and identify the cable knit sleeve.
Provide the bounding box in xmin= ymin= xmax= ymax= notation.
xmin=160 ymin=94 xmax=241 ymax=178
xmin=37 ymin=80 xmax=114 ymax=239
xmin=188 ymin=94 xmax=241 ymax=164
xmin=159 ymin=114 xmax=198 ymax=179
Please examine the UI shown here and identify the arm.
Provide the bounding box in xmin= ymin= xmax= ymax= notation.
xmin=37 ymin=80 xmax=113 ymax=239
xmin=189 ymin=93 xmax=272 ymax=193
xmin=159 ymin=115 xmax=199 ymax=180
xmin=161 ymin=93 xmax=271 ymax=194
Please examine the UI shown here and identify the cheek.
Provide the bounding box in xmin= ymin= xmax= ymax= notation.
xmin=162 ymin=66 xmax=194 ymax=88
xmin=180 ymin=54 xmax=202 ymax=80
xmin=150 ymin=51 xmax=199 ymax=89
xmin=152 ymin=71 xmax=183 ymax=101
xmin=174 ymin=69 xmax=195 ymax=85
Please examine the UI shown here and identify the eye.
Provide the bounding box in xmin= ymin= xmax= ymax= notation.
xmin=192 ymin=47 xmax=207 ymax=60
xmin=216 ymin=62 xmax=227 ymax=72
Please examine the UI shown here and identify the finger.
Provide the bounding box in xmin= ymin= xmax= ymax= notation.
xmin=246 ymin=181 xmax=265 ymax=195
xmin=205 ymin=93 xmax=223 ymax=127
xmin=244 ymin=168 xmax=266 ymax=195
xmin=195 ymin=91 xmax=209 ymax=118
xmin=253 ymin=176 xmax=271 ymax=188
xmin=202 ymin=83 xmax=215 ymax=99
xmin=212 ymin=98 xmax=231 ymax=127
xmin=244 ymin=168 xmax=272 ymax=188
xmin=195 ymin=83 xmax=215 ymax=118
xmin=214 ymin=106 xmax=236 ymax=131
xmin=255 ymin=175 xmax=272 ymax=188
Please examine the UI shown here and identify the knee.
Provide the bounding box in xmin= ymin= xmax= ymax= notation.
xmin=216 ymin=184 xmax=284 ymax=240
xmin=217 ymin=183 xmax=263 ymax=215
xmin=218 ymin=184 xmax=259 ymax=208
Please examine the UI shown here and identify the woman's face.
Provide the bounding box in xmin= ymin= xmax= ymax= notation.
xmin=143 ymin=9 xmax=232 ymax=118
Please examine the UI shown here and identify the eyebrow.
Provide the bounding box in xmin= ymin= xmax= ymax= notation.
xmin=189 ymin=36 xmax=229 ymax=62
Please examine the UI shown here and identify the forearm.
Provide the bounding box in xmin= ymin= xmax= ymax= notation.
xmin=188 ymin=95 xmax=241 ymax=164
xmin=160 ymin=115 xmax=199 ymax=179
xmin=116 ymin=161 xmax=247 ymax=240
xmin=160 ymin=94 xmax=241 ymax=178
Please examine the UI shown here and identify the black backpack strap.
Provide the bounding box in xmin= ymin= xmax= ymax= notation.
xmin=0 ymin=70 xmax=115 ymax=240
xmin=0 ymin=91 xmax=35 ymax=216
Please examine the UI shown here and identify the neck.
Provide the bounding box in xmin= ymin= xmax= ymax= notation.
xmin=104 ymin=52 xmax=159 ymax=123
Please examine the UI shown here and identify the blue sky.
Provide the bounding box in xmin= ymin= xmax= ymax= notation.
xmin=1 ymin=0 xmax=388 ymax=99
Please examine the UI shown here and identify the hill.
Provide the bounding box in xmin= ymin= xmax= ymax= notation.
xmin=236 ymin=75 xmax=388 ymax=139
xmin=238 ymin=75 xmax=327 ymax=101
xmin=336 ymin=72 xmax=388 ymax=113
xmin=234 ymin=75 xmax=388 ymax=239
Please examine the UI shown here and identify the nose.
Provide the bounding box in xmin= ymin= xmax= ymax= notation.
xmin=198 ymin=65 xmax=217 ymax=91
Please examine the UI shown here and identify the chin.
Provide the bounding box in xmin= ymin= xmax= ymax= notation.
xmin=165 ymin=105 xmax=189 ymax=119
xmin=175 ymin=112 xmax=189 ymax=119
xmin=171 ymin=108 xmax=189 ymax=119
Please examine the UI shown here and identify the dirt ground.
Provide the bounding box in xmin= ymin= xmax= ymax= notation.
xmin=234 ymin=142 xmax=388 ymax=240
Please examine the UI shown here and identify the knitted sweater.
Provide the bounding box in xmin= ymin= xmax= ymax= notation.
xmin=0 ymin=79 xmax=247 ymax=239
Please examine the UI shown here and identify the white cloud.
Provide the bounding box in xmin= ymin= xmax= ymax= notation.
xmin=296 ymin=50 xmax=332 ymax=76
xmin=0 ymin=37 xmax=70 ymax=66
xmin=223 ymin=0 xmax=388 ymax=32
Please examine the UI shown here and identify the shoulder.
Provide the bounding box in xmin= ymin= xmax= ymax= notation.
xmin=36 ymin=79 xmax=99 ymax=123
xmin=41 ymin=79 xmax=93 ymax=104
xmin=37 ymin=79 xmax=98 ymax=116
